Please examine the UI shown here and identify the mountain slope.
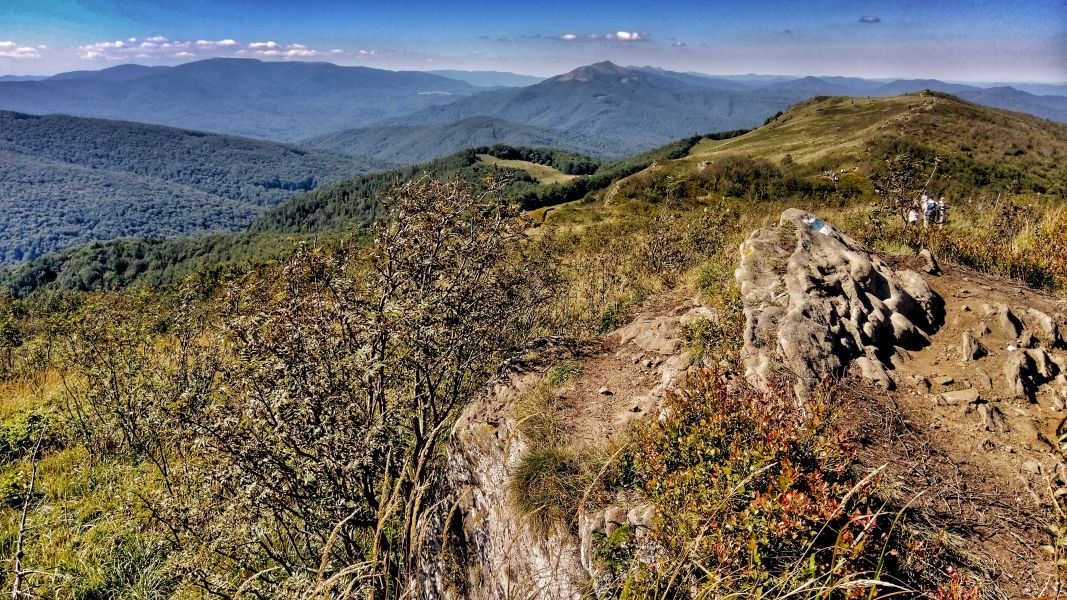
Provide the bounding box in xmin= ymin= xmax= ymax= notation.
xmin=0 ymin=58 xmax=482 ymax=140
xmin=388 ymin=61 xmax=798 ymax=148
xmin=0 ymin=110 xmax=377 ymax=264
xmin=300 ymin=116 xmax=640 ymax=163
xmin=681 ymin=92 xmax=1067 ymax=174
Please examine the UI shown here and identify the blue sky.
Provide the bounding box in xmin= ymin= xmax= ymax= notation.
xmin=0 ymin=0 xmax=1064 ymax=81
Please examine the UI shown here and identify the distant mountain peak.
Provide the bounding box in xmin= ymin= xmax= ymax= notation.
xmin=556 ymin=61 xmax=635 ymax=82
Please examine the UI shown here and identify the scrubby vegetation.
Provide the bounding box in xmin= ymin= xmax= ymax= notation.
xmin=0 ymin=92 xmax=1065 ymax=597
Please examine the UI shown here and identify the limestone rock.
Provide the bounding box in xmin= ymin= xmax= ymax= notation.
xmin=736 ymin=209 xmax=942 ymax=396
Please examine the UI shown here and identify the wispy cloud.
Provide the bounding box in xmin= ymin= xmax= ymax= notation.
xmin=78 ymin=37 xmax=335 ymax=61
xmin=859 ymin=16 xmax=881 ymax=23
xmin=555 ymin=30 xmax=650 ymax=43
xmin=0 ymin=40 xmax=42 ymax=59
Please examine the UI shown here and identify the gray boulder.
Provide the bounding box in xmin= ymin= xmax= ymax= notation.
xmin=736 ymin=209 xmax=942 ymax=396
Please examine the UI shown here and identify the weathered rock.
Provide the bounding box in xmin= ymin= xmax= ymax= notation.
xmin=1017 ymin=331 xmax=1039 ymax=349
xmin=974 ymin=323 xmax=991 ymax=338
xmin=736 ymin=210 xmax=942 ymax=396
xmin=997 ymin=305 xmax=1023 ymax=338
xmin=1022 ymin=459 xmax=1044 ymax=476
xmin=977 ymin=403 xmax=1009 ymax=432
xmin=1025 ymin=308 xmax=1062 ymax=347
xmin=936 ymin=388 xmax=980 ymax=406
xmin=960 ymin=331 xmax=987 ymax=361
xmin=1028 ymin=348 xmax=1059 ymax=381
xmin=616 ymin=316 xmax=683 ymax=355
xmin=421 ymin=341 xmax=589 ymax=600
xmin=1003 ymin=352 xmax=1035 ymax=399
xmin=598 ymin=386 xmax=613 ymax=396
xmin=918 ymin=248 xmax=941 ymax=275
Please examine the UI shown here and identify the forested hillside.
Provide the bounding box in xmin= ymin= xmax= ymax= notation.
xmin=0 ymin=138 xmax=716 ymax=295
xmin=300 ymin=116 xmax=637 ymax=163
xmin=0 ymin=111 xmax=377 ymax=264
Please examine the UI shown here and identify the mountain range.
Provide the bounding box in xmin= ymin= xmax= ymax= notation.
xmin=0 ymin=58 xmax=482 ymax=140
xmin=3 ymin=59 xmax=1065 ymax=161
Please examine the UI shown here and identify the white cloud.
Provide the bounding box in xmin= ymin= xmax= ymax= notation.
xmin=0 ymin=40 xmax=43 ymax=59
xmin=556 ymin=30 xmax=649 ymax=43
xmin=76 ymin=36 xmax=334 ymax=62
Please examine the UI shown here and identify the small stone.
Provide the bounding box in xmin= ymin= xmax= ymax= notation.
xmin=1025 ymin=308 xmax=1061 ymax=347
xmin=631 ymin=405 xmax=642 ymax=413
xmin=937 ymin=388 xmax=980 ymax=405
xmin=977 ymin=403 xmax=1009 ymax=432
xmin=998 ymin=305 xmax=1023 ymax=338
xmin=932 ymin=375 xmax=955 ymax=387
xmin=960 ymin=331 xmax=987 ymax=362
xmin=973 ymin=368 xmax=994 ymax=391
xmin=979 ymin=438 xmax=996 ymax=451
xmin=643 ymin=359 xmax=654 ymax=368
xmin=974 ymin=323 xmax=991 ymax=337
xmin=961 ymin=304 xmax=972 ymax=312
xmin=1022 ymin=459 xmax=1043 ymax=476
xmin=919 ymin=248 xmax=942 ymax=275
xmin=598 ymin=387 xmax=613 ymax=396
xmin=1004 ymin=352 xmax=1034 ymax=399
xmin=1027 ymin=348 xmax=1057 ymax=380
xmin=1017 ymin=331 xmax=1039 ymax=349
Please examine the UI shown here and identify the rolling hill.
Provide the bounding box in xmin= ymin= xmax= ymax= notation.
xmin=0 ymin=110 xmax=378 ymax=264
xmin=300 ymin=116 xmax=640 ymax=163
xmin=0 ymin=58 xmax=482 ymax=140
xmin=612 ymin=92 xmax=1067 ymax=205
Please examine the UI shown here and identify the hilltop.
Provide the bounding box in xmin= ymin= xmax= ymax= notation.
xmin=385 ymin=61 xmax=799 ymax=147
xmin=659 ymin=92 xmax=1067 ymax=195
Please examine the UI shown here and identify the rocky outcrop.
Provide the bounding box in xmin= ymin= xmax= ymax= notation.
xmin=419 ymin=340 xmax=587 ymax=600
xmin=735 ymin=209 xmax=943 ymax=395
xmin=421 ymin=303 xmax=711 ymax=599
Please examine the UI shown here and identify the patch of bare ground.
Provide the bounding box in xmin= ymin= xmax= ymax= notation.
xmin=543 ymin=291 xmax=709 ymax=448
xmin=843 ymin=258 xmax=1067 ymax=599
